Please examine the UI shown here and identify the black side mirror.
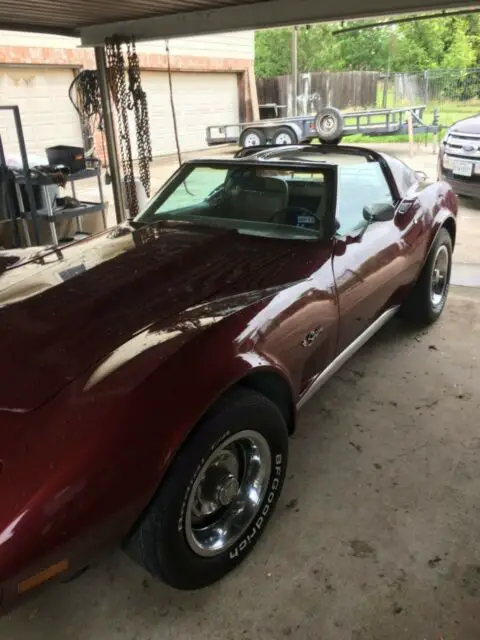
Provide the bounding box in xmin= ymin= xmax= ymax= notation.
xmin=363 ymin=202 xmax=395 ymax=223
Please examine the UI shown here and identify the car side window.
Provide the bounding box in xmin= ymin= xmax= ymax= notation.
xmin=336 ymin=162 xmax=394 ymax=236
xmin=386 ymin=156 xmax=417 ymax=197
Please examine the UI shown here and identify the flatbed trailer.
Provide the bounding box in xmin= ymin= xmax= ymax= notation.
xmin=206 ymin=105 xmax=440 ymax=148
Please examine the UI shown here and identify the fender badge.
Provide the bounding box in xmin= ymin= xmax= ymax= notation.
xmin=302 ymin=326 xmax=324 ymax=347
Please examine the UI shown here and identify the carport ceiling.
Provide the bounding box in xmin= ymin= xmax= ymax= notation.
xmin=0 ymin=0 xmax=474 ymax=45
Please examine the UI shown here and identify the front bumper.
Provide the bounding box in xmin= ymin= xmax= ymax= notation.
xmin=438 ymin=148 xmax=480 ymax=199
xmin=439 ymin=169 xmax=480 ymax=199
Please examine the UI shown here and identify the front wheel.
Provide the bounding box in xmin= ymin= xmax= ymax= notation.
xmin=239 ymin=128 xmax=265 ymax=148
xmin=400 ymin=228 xmax=453 ymax=325
xmin=126 ymin=388 xmax=288 ymax=590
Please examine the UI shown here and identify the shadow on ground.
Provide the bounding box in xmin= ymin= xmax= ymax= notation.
xmin=2 ymin=287 xmax=480 ymax=640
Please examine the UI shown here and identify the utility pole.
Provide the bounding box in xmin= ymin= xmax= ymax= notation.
xmin=292 ymin=26 xmax=298 ymax=116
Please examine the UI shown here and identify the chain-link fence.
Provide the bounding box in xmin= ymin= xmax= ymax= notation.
xmin=377 ymin=68 xmax=480 ymax=127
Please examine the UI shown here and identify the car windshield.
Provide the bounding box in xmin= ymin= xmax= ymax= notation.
xmin=135 ymin=163 xmax=333 ymax=240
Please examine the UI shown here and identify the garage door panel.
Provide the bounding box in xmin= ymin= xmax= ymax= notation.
xmin=127 ymin=70 xmax=239 ymax=158
xmin=0 ymin=68 xmax=83 ymax=160
xmin=173 ymin=73 xmax=239 ymax=153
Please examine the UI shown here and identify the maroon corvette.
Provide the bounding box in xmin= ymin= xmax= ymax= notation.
xmin=0 ymin=145 xmax=457 ymax=612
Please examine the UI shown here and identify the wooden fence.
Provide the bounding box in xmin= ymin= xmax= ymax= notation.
xmin=256 ymin=71 xmax=380 ymax=114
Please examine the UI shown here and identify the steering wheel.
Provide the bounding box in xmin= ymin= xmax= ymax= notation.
xmin=269 ymin=206 xmax=322 ymax=226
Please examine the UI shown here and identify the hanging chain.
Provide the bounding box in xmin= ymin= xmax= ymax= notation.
xmin=71 ymin=42 xmax=152 ymax=210
xmin=69 ymin=69 xmax=103 ymax=155
xmin=126 ymin=40 xmax=152 ymax=199
xmin=105 ymin=35 xmax=152 ymax=218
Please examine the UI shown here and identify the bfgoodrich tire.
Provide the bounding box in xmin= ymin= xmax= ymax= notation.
xmin=400 ymin=228 xmax=453 ymax=325
xmin=125 ymin=388 xmax=288 ymax=590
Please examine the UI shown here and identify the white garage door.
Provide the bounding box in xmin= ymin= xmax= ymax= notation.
xmin=129 ymin=71 xmax=239 ymax=158
xmin=0 ymin=67 xmax=83 ymax=161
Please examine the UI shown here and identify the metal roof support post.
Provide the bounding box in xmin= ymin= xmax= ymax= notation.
xmin=292 ymin=26 xmax=298 ymax=117
xmin=94 ymin=46 xmax=125 ymax=225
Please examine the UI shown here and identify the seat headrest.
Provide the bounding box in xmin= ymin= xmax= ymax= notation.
xmin=225 ymin=174 xmax=288 ymax=221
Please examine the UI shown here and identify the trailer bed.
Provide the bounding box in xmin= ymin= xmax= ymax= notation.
xmin=206 ymin=105 xmax=440 ymax=147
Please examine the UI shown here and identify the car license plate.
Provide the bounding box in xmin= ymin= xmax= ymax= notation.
xmin=453 ymin=160 xmax=473 ymax=177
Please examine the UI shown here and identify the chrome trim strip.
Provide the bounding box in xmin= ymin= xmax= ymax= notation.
xmin=297 ymin=306 xmax=400 ymax=410
xmin=448 ymin=132 xmax=480 ymax=141
xmin=445 ymin=147 xmax=480 ymax=160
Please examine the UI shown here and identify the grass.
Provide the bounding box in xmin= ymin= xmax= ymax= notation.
xmin=344 ymin=99 xmax=480 ymax=144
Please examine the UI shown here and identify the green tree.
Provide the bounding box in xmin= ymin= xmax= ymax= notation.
xmin=255 ymin=28 xmax=292 ymax=77
xmin=336 ymin=22 xmax=390 ymax=70
xmin=255 ymin=14 xmax=480 ymax=77
xmin=392 ymin=15 xmax=478 ymax=71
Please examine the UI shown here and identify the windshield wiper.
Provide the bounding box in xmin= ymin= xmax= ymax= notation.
xmin=127 ymin=217 xmax=145 ymax=229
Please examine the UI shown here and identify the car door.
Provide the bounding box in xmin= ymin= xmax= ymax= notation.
xmin=332 ymin=160 xmax=415 ymax=353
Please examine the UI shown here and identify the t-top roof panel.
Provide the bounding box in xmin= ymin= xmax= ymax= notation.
xmin=0 ymin=0 xmax=473 ymax=45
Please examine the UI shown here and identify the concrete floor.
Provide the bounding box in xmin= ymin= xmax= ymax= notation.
xmin=2 ymin=143 xmax=480 ymax=639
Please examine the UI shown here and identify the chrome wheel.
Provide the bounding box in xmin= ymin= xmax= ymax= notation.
xmin=185 ymin=430 xmax=272 ymax=557
xmin=431 ymin=244 xmax=450 ymax=307
xmin=243 ymin=132 xmax=261 ymax=147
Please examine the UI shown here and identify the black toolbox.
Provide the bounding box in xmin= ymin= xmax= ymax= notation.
xmin=46 ymin=145 xmax=86 ymax=174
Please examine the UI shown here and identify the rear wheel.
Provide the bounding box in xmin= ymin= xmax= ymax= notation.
xmin=400 ymin=228 xmax=452 ymax=325
xmin=272 ymin=126 xmax=299 ymax=146
xmin=126 ymin=388 xmax=288 ymax=590
xmin=240 ymin=128 xmax=266 ymax=148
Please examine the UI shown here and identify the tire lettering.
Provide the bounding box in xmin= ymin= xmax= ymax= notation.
xmin=228 ymin=448 xmax=285 ymax=560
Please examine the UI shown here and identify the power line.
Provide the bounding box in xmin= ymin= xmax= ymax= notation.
xmin=332 ymin=8 xmax=480 ymax=35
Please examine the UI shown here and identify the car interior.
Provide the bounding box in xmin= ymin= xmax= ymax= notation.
xmin=222 ymin=171 xmax=327 ymax=233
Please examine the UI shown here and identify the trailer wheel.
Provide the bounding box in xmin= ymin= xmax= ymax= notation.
xmin=240 ymin=128 xmax=266 ymax=148
xmin=272 ymin=126 xmax=298 ymax=146
xmin=315 ymin=107 xmax=344 ymax=143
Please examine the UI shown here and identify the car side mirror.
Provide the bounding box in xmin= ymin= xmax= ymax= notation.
xmin=363 ymin=202 xmax=395 ymax=223
xmin=414 ymin=170 xmax=428 ymax=182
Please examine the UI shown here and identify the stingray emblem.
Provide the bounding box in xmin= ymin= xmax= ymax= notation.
xmin=302 ymin=326 xmax=324 ymax=348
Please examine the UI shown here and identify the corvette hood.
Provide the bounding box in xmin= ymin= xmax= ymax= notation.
xmin=0 ymin=221 xmax=301 ymax=411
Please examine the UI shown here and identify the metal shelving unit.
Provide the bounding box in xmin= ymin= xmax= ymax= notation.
xmin=15 ymin=166 xmax=107 ymax=245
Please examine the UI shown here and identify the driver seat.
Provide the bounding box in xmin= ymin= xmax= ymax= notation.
xmin=226 ymin=175 xmax=288 ymax=223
